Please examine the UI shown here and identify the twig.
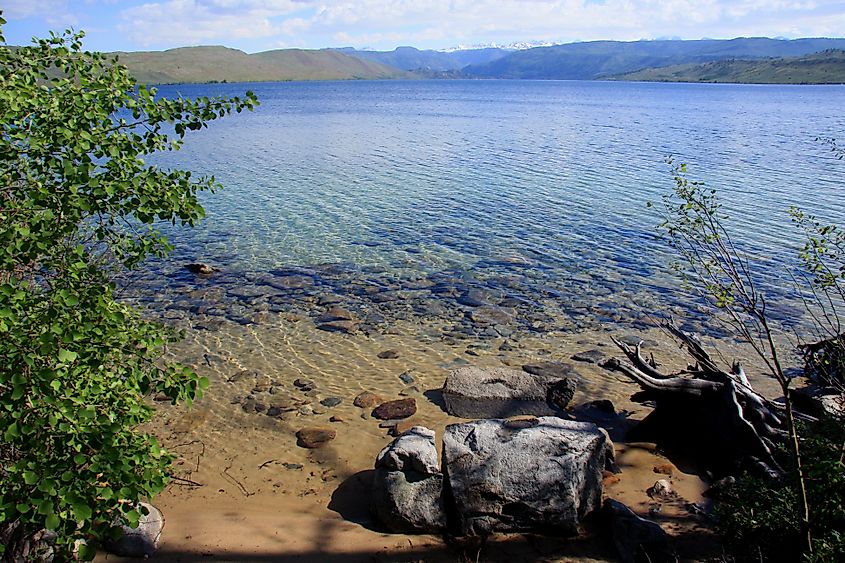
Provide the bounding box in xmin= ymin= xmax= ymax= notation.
xmin=259 ymin=459 xmax=277 ymax=469
xmin=222 ymin=461 xmax=254 ymax=497
xmin=169 ymin=475 xmax=204 ymax=488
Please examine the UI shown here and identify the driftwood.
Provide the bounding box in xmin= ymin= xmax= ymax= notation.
xmin=607 ymin=322 xmax=806 ymax=478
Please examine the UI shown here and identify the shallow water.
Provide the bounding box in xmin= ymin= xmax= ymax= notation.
xmin=125 ymin=80 xmax=841 ymax=559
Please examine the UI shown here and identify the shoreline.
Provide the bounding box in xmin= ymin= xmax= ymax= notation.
xmin=99 ymin=316 xmax=790 ymax=561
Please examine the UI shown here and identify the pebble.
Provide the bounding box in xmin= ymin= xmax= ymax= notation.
xmin=398 ymin=371 xmax=415 ymax=384
xmin=372 ymin=398 xmax=417 ymax=420
xmin=353 ymin=391 xmax=383 ymax=408
xmin=317 ymin=320 xmax=359 ymax=334
xmin=295 ymin=427 xmax=336 ymax=449
xmin=320 ymin=397 xmax=342 ymax=408
xmin=571 ymin=349 xmax=607 ymax=364
xmin=377 ymin=349 xmax=400 ymax=359
xmin=653 ymin=463 xmax=675 ymax=476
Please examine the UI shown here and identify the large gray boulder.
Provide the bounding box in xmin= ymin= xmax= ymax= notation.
xmin=442 ymin=367 xmax=575 ymax=418
xmin=103 ymin=502 xmax=163 ymax=558
xmin=442 ymin=417 xmax=608 ymax=536
xmin=371 ymin=426 xmax=447 ymax=533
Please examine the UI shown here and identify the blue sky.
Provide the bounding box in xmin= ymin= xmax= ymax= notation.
xmin=3 ymin=1 xmax=845 ymax=53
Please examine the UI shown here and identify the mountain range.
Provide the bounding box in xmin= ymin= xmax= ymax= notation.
xmin=106 ymin=38 xmax=845 ymax=85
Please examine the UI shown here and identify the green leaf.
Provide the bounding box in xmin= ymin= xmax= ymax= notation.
xmin=58 ymin=348 xmax=78 ymax=363
xmin=45 ymin=513 xmax=61 ymax=530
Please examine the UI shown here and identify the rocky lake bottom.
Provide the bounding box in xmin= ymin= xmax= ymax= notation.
xmin=100 ymin=259 xmax=795 ymax=561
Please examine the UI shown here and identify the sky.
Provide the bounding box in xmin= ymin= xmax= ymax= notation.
xmin=3 ymin=0 xmax=845 ymax=53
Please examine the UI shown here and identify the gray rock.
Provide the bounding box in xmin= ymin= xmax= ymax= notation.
xmin=442 ymin=367 xmax=571 ymax=418
xmin=571 ymin=349 xmax=607 ymax=364
xmin=467 ymin=306 xmax=513 ymax=325
xmin=522 ymin=362 xmax=575 ymax=379
xmin=103 ymin=502 xmax=163 ymax=558
xmin=442 ymin=417 xmax=609 ymax=536
xmin=602 ymin=499 xmax=673 ymax=563
xmin=372 ymin=427 xmax=446 ymax=533
xmin=457 ymin=289 xmax=490 ymax=307
xmin=376 ymin=426 xmax=440 ymax=475
xmin=317 ymin=320 xmax=359 ymax=334
xmin=647 ymin=479 xmax=675 ymax=499
xmin=320 ymin=397 xmax=342 ymax=408
xmin=399 ymin=371 xmax=416 ymax=384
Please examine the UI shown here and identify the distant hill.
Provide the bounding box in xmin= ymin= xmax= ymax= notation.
xmin=333 ymin=46 xmax=510 ymax=71
xmin=463 ymin=37 xmax=845 ymax=79
xmin=610 ymin=49 xmax=845 ymax=84
xmin=113 ymin=46 xmax=410 ymax=84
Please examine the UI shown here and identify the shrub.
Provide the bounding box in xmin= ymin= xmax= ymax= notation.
xmin=0 ymin=19 xmax=257 ymax=560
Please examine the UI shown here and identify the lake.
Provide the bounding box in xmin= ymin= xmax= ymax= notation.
xmin=139 ymin=79 xmax=845 ymax=336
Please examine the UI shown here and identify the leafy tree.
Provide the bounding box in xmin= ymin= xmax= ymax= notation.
xmin=0 ymin=18 xmax=257 ymax=560
xmin=655 ymin=154 xmax=845 ymax=559
xmin=654 ymin=159 xmax=811 ymax=553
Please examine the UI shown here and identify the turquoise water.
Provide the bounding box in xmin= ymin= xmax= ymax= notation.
xmin=142 ymin=80 xmax=845 ymax=334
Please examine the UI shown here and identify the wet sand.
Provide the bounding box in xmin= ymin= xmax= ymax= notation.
xmin=96 ymin=307 xmax=792 ymax=562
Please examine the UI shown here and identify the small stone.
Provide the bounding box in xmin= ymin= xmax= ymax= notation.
xmin=185 ymin=263 xmax=216 ymax=275
xmin=329 ymin=415 xmax=344 ymax=423
xmin=312 ymin=406 xmax=328 ymax=415
xmin=317 ymin=294 xmax=343 ymax=306
xmin=571 ymin=349 xmax=607 ymax=364
xmin=294 ymin=378 xmax=315 ymax=389
xmin=647 ymin=479 xmax=675 ymax=499
xmin=253 ymin=402 xmax=267 ymax=413
xmin=320 ymin=397 xmax=342 ymax=408
xmin=266 ymin=406 xmax=284 ymax=417
xmin=372 ymin=398 xmax=417 ymax=420
xmin=457 ymin=289 xmax=490 ymax=307
xmin=296 ymin=427 xmax=337 ymax=449
xmin=653 ymin=463 xmax=675 ymax=476
xmin=378 ymin=349 xmax=401 ymax=359
xmin=297 ymin=405 xmax=313 ymax=416
xmin=354 ymin=391 xmax=383 ymax=408
xmin=522 ymin=362 xmax=575 ymax=379
xmin=317 ymin=320 xmax=359 ymax=334
xmin=318 ymin=306 xmax=355 ymax=322
xmin=389 ymin=418 xmax=419 ymax=437
xmin=282 ymin=463 xmax=303 ymax=470
xmin=399 ymin=371 xmax=415 ymax=384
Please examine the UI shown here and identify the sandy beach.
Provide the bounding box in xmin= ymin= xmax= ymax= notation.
xmin=96 ymin=312 xmax=788 ymax=562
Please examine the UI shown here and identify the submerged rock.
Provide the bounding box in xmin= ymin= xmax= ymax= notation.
xmin=317 ymin=320 xmax=359 ymax=334
xmin=372 ymin=398 xmax=417 ymax=420
xmin=353 ymin=391 xmax=383 ymax=408
xmin=442 ymin=366 xmax=574 ymax=418
xmin=571 ymin=349 xmax=607 ymax=364
xmin=295 ymin=427 xmax=336 ymax=448
xmin=372 ymin=426 xmax=446 ymax=533
xmin=442 ymin=417 xmax=609 ymax=536
xmin=185 ymin=263 xmax=217 ymax=275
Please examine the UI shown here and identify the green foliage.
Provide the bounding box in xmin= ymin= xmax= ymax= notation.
xmin=655 ymin=159 xmax=785 ymax=380
xmin=715 ymin=420 xmax=845 ymax=562
xmin=0 ymin=22 xmax=257 ymax=560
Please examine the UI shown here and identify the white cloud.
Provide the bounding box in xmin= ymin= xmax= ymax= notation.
xmin=115 ymin=0 xmax=845 ymax=50
xmin=3 ymin=0 xmax=78 ymax=27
